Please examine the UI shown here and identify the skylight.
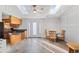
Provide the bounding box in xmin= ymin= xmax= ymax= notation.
xmin=49 ymin=5 xmax=61 ymax=14
xmin=17 ymin=5 xmax=28 ymax=14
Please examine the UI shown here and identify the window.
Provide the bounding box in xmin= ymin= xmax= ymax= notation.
xmin=49 ymin=5 xmax=61 ymax=14
xmin=17 ymin=5 xmax=28 ymax=14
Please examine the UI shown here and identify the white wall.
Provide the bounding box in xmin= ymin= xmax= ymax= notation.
xmin=0 ymin=6 xmax=4 ymax=21
xmin=43 ymin=17 xmax=60 ymax=31
xmin=19 ymin=17 xmax=60 ymax=37
xmin=60 ymin=6 xmax=79 ymax=43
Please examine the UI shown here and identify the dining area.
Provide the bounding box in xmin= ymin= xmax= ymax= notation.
xmin=45 ymin=29 xmax=79 ymax=53
xmin=45 ymin=29 xmax=65 ymax=42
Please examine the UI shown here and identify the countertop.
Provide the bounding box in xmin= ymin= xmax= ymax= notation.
xmin=10 ymin=29 xmax=27 ymax=35
xmin=13 ymin=29 xmax=27 ymax=32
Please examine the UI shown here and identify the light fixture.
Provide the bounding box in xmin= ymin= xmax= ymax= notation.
xmin=32 ymin=5 xmax=43 ymax=14
xmin=32 ymin=5 xmax=37 ymax=14
xmin=33 ymin=10 xmax=37 ymax=13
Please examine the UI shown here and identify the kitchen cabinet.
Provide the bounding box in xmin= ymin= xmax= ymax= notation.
xmin=3 ymin=16 xmax=22 ymax=28
xmin=10 ymin=29 xmax=27 ymax=45
xmin=11 ymin=16 xmax=22 ymax=25
xmin=2 ymin=17 xmax=11 ymax=40
xmin=21 ymin=31 xmax=27 ymax=39
xmin=10 ymin=34 xmax=21 ymax=45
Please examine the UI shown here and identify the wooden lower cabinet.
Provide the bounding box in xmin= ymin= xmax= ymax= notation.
xmin=10 ymin=34 xmax=21 ymax=45
xmin=21 ymin=31 xmax=27 ymax=39
xmin=21 ymin=32 xmax=25 ymax=40
xmin=10 ymin=31 xmax=27 ymax=45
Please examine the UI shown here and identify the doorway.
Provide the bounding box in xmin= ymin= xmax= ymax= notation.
xmin=28 ymin=22 xmax=42 ymax=38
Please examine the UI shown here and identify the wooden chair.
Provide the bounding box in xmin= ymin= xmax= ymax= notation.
xmin=48 ymin=31 xmax=56 ymax=42
xmin=58 ymin=30 xmax=65 ymax=41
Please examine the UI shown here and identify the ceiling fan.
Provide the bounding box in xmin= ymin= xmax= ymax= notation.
xmin=32 ymin=5 xmax=44 ymax=14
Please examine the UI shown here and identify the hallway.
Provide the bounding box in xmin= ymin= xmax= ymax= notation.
xmin=8 ymin=38 xmax=68 ymax=53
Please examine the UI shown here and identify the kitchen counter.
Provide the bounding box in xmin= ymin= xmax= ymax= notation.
xmin=13 ymin=29 xmax=27 ymax=32
xmin=13 ymin=29 xmax=26 ymax=32
xmin=10 ymin=29 xmax=27 ymax=34
xmin=10 ymin=29 xmax=27 ymax=45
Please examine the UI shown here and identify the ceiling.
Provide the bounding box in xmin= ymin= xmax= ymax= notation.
xmin=16 ymin=5 xmax=62 ymax=18
xmin=1 ymin=5 xmax=74 ymax=19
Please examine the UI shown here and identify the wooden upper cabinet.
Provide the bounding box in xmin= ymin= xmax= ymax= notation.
xmin=11 ymin=16 xmax=22 ymax=25
xmin=2 ymin=16 xmax=11 ymax=19
xmin=2 ymin=15 xmax=22 ymax=28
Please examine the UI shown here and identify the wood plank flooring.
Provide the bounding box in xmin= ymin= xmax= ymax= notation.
xmin=0 ymin=38 xmax=68 ymax=53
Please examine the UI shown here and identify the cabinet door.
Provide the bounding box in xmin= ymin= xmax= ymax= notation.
xmin=10 ymin=34 xmax=21 ymax=45
xmin=11 ymin=16 xmax=21 ymax=25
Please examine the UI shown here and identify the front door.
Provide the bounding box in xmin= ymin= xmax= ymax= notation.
xmin=28 ymin=22 xmax=42 ymax=37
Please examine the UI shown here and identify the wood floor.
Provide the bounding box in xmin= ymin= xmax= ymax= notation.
xmin=0 ymin=38 xmax=69 ymax=53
